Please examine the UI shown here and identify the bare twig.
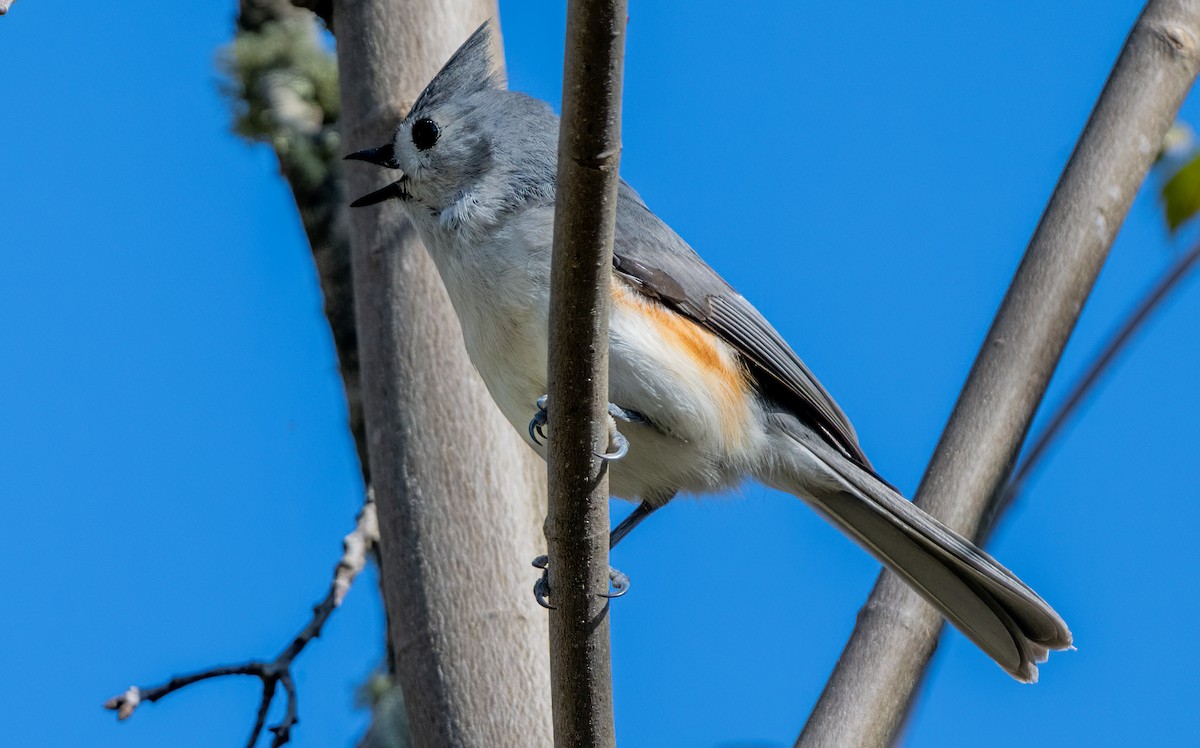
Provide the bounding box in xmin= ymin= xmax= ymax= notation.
xmin=105 ymin=499 xmax=380 ymax=747
xmin=799 ymin=2 xmax=1200 ymax=746
xmin=985 ymin=242 xmax=1200 ymax=535
xmin=543 ymin=1 xmax=628 ymax=746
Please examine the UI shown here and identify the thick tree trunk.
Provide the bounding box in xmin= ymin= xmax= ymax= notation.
xmin=335 ymin=3 xmax=552 ymax=746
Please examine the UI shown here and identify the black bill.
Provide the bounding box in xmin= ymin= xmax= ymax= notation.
xmin=344 ymin=143 xmax=399 ymax=169
xmin=349 ymin=179 xmax=409 ymax=208
xmin=344 ymin=143 xmax=409 ymax=207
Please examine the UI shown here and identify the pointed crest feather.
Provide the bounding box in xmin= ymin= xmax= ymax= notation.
xmin=409 ymin=21 xmax=500 ymax=116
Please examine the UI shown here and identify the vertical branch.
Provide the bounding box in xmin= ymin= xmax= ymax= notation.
xmin=544 ymin=0 xmax=628 ymax=746
xmin=799 ymin=2 xmax=1200 ymax=746
xmin=336 ymin=4 xmax=552 ymax=746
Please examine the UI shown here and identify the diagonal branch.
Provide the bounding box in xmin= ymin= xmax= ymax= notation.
xmin=799 ymin=2 xmax=1200 ymax=746
xmin=543 ymin=0 xmax=628 ymax=746
xmin=104 ymin=498 xmax=379 ymax=747
xmin=986 ymin=241 xmax=1200 ymax=536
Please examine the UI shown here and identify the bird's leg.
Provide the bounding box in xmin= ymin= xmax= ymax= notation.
xmin=527 ymin=396 xmax=647 ymax=462
xmin=597 ymin=500 xmax=664 ymax=600
xmin=527 ymin=396 xmax=655 ymax=607
xmin=609 ymin=500 xmax=661 ymax=551
xmin=532 ymin=500 xmax=665 ymax=609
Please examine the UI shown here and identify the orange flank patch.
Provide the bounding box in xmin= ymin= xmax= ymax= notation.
xmin=611 ymin=281 xmax=752 ymax=446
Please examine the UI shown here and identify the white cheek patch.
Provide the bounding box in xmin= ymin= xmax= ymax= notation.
xmin=391 ymin=131 xmax=434 ymax=183
xmin=391 ymin=131 xmax=416 ymax=171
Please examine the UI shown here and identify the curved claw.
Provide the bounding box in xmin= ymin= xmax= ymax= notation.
xmin=528 ymin=417 xmax=547 ymax=446
xmin=599 ymin=567 xmax=630 ymax=599
xmin=531 ymin=556 xmax=554 ymax=609
xmin=596 ymin=429 xmax=629 ymax=462
xmin=534 ymin=575 xmax=555 ymax=610
xmin=532 ymin=556 xmax=627 ymax=606
xmin=528 ymin=396 xmax=550 ymax=446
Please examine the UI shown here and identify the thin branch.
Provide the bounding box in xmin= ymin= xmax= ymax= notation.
xmin=250 ymin=684 xmax=276 ymax=747
xmin=985 ymin=242 xmax=1200 ymax=535
xmin=105 ymin=498 xmax=380 ymax=748
xmin=273 ymin=673 xmax=299 ymax=746
xmin=799 ymin=2 xmax=1200 ymax=746
xmin=543 ymin=1 xmax=628 ymax=746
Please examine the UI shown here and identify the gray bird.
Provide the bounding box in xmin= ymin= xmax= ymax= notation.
xmin=346 ymin=22 xmax=1072 ymax=682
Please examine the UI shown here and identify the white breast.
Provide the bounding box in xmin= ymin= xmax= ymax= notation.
xmin=412 ymin=204 xmax=557 ymax=436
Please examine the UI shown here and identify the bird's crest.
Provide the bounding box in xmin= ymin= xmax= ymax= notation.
xmin=408 ymin=21 xmax=501 ymax=117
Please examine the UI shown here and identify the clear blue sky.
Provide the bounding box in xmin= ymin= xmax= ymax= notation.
xmin=3 ymin=2 xmax=1199 ymax=746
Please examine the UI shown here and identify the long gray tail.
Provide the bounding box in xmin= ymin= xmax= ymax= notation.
xmin=761 ymin=413 xmax=1072 ymax=682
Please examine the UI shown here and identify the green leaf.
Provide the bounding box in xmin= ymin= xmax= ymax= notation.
xmin=1161 ymin=152 xmax=1200 ymax=232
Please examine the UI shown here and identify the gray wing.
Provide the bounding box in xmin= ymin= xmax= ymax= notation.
xmin=612 ymin=182 xmax=873 ymax=469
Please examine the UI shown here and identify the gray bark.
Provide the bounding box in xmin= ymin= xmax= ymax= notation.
xmin=335 ymin=4 xmax=552 ymax=746
xmin=798 ymin=2 xmax=1200 ymax=746
xmin=991 ymin=241 xmax=1200 ymax=532
xmin=543 ymin=0 xmax=628 ymax=746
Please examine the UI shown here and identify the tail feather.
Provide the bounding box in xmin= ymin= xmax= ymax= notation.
xmin=764 ymin=414 xmax=1072 ymax=682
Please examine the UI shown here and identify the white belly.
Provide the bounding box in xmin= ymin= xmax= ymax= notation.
xmin=412 ymin=205 xmax=765 ymax=504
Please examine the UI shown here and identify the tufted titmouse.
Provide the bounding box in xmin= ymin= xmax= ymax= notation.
xmin=346 ymin=23 xmax=1071 ymax=682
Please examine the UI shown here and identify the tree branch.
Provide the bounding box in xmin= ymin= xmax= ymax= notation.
xmin=542 ymin=1 xmax=628 ymax=746
xmin=336 ymin=5 xmax=553 ymax=745
xmin=986 ymin=241 xmax=1200 ymax=536
xmin=105 ymin=498 xmax=380 ymax=747
xmin=799 ymin=2 xmax=1200 ymax=746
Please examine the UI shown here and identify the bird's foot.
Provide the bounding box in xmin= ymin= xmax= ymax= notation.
xmin=528 ymin=395 xmax=550 ymax=445
xmin=531 ymin=555 xmax=630 ymax=610
xmin=527 ymin=396 xmax=646 ymax=462
xmin=600 ymin=426 xmax=629 ymax=461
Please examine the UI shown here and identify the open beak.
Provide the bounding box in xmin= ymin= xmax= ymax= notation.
xmin=345 ymin=144 xmax=399 ymax=169
xmin=348 ymin=177 xmax=409 ymax=207
xmin=344 ymin=144 xmax=409 ymax=207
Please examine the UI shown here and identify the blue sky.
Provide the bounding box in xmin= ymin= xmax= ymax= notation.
xmin=3 ymin=2 xmax=1199 ymax=746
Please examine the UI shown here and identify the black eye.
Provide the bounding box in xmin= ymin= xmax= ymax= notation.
xmin=411 ymin=118 xmax=440 ymax=151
